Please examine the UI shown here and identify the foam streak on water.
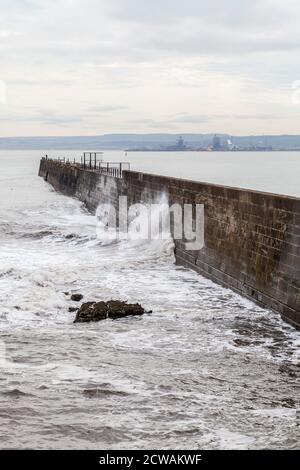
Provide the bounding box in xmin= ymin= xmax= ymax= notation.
xmin=0 ymin=152 xmax=299 ymax=450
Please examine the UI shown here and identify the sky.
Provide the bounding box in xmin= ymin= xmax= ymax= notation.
xmin=1 ymin=0 xmax=300 ymax=136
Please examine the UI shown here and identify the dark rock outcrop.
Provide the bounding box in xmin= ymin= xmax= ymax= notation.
xmin=71 ymin=293 xmax=83 ymax=302
xmin=74 ymin=300 xmax=147 ymax=323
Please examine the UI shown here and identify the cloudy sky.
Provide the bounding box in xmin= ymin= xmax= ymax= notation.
xmin=0 ymin=0 xmax=300 ymax=136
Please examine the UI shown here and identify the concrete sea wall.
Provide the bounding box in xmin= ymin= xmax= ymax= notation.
xmin=39 ymin=158 xmax=300 ymax=328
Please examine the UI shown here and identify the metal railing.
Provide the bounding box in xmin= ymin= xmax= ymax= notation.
xmin=81 ymin=152 xmax=104 ymax=169
xmin=94 ymin=161 xmax=130 ymax=178
xmin=43 ymin=154 xmax=130 ymax=178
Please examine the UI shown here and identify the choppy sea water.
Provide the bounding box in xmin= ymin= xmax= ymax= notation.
xmin=0 ymin=151 xmax=299 ymax=450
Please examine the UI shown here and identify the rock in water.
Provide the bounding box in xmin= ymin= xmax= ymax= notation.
xmin=106 ymin=300 xmax=145 ymax=320
xmin=74 ymin=300 xmax=146 ymax=323
xmin=71 ymin=293 xmax=83 ymax=302
xmin=74 ymin=301 xmax=107 ymax=322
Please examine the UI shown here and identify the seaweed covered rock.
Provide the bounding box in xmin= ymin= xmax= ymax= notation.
xmin=74 ymin=300 xmax=146 ymax=323
xmin=71 ymin=293 xmax=83 ymax=302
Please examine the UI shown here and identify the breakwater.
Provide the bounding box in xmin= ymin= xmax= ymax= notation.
xmin=39 ymin=158 xmax=300 ymax=329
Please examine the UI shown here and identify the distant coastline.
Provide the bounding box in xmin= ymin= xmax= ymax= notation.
xmin=1 ymin=133 xmax=300 ymax=151
xmin=125 ymin=148 xmax=300 ymax=152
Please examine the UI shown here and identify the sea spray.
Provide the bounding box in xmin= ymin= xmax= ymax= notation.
xmin=95 ymin=192 xmax=175 ymax=259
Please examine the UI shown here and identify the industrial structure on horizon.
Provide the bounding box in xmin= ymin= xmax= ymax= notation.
xmin=127 ymin=134 xmax=274 ymax=152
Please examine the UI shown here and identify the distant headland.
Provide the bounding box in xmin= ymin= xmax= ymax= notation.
xmin=1 ymin=133 xmax=300 ymax=151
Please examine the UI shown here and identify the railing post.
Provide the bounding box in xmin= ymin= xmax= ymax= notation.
xmin=74 ymin=156 xmax=129 ymax=178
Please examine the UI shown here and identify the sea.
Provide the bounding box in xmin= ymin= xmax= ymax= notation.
xmin=0 ymin=150 xmax=299 ymax=450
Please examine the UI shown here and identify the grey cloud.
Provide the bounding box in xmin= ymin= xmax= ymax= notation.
xmin=109 ymin=0 xmax=281 ymax=28
xmin=0 ymin=108 xmax=83 ymax=126
xmin=39 ymin=116 xmax=83 ymax=126
xmin=233 ymin=114 xmax=286 ymax=120
xmin=88 ymin=105 xmax=129 ymax=112
xmin=172 ymin=115 xmax=210 ymax=124
xmin=9 ymin=79 xmax=72 ymax=86
xmin=170 ymin=112 xmax=294 ymax=124
xmin=1 ymin=0 xmax=300 ymax=134
xmin=1 ymin=1 xmax=299 ymax=66
xmin=128 ymin=118 xmax=178 ymax=130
